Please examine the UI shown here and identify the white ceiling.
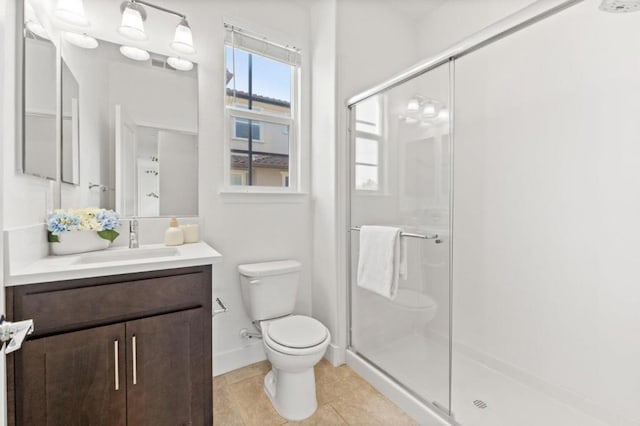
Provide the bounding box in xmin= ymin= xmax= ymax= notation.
xmin=374 ymin=0 xmax=446 ymax=22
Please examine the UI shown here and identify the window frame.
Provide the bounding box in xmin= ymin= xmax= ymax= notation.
xmin=223 ymin=42 xmax=300 ymax=193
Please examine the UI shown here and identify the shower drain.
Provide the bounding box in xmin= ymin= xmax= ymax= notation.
xmin=473 ymin=400 xmax=488 ymax=409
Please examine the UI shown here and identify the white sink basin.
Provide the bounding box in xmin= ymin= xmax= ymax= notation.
xmin=74 ymin=247 xmax=179 ymax=264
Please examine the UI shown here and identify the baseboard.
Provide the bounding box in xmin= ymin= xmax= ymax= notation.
xmin=323 ymin=343 xmax=345 ymax=366
xmin=213 ymin=342 xmax=266 ymax=376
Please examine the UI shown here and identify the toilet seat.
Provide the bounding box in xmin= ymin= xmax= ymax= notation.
xmin=263 ymin=315 xmax=330 ymax=356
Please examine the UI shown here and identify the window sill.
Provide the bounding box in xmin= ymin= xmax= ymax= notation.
xmin=219 ymin=188 xmax=309 ymax=204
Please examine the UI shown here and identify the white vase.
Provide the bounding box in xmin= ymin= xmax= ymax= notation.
xmin=50 ymin=231 xmax=111 ymax=256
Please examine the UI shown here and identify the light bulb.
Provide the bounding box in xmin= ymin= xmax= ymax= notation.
xmin=63 ymin=32 xmax=98 ymax=49
xmin=120 ymin=45 xmax=150 ymax=61
xmin=170 ymin=18 xmax=195 ymax=55
xmin=422 ymin=102 xmax=437 ymax=118
xmin=407 ymin=98 xmax=420 ymax=112
xmin=167 ymin=57 xmax=193 ymax=71
xmin=118 ymin=3 xmax=147 ymax=41
xmin=54 ymin=0 xmax=89 ymax=26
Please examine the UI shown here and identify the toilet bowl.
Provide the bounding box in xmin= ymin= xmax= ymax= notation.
xmin=260 ymin=315 xmax=331 ymax=420
xmin=238 ymin=260 xmax=330 ymax=420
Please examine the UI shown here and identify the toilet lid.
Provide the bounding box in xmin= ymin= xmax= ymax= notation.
xmin=267 ymin=315 xmax=328 ymax=349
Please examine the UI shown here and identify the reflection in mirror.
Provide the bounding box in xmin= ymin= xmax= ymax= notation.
xmin=59 ymin=37 xmax=198 ymax=217
xmin=23 ymin=10 xmax=56 ymax=180
xmin=61 ymin=59 xmax=80 ymax=185
xmin=354 ymin=96 xmax=382 ymax=191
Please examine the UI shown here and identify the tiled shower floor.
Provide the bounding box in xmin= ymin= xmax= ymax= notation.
xmin=363 ymin=334 xmax=607 ymax=426
xmin=213 ymin=359 xmax=416 ymax=425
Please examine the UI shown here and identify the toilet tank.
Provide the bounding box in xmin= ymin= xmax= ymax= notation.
xmin=238 ymin=260 xmax=302 ymax=321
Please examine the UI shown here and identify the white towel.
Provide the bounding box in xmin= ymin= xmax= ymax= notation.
xmin=356 ymin=225 xmax=404 ymax=300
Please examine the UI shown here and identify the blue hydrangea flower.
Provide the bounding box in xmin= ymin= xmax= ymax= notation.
xmin=47 ymin=213 xmax=80 ymax=235
xmin=96 ymin=210 xmax=121 ymax=231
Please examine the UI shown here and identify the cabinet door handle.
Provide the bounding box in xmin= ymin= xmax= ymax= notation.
xmin=114 ymin=340 xmax=119 ymax=391
xmin=132 ymin=335 xmax=137 ymax=385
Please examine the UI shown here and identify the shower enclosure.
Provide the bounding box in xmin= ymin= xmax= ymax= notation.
xmin=346 ymin=1 xmax=640 ymax=425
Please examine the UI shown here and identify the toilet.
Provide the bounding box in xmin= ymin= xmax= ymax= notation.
xmin=238 ymin=260 xmax=330 ymax=421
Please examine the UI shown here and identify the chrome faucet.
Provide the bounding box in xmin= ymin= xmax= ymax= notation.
xmin=129 ymin=218 xmax=139 ymax=249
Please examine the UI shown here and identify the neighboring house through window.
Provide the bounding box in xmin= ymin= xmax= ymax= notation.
xmin=224 ymin=24 xmax=301 ymax=189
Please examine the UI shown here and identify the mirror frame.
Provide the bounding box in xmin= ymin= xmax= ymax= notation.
xmin=16 ymin=0 xmax=65 ymax=210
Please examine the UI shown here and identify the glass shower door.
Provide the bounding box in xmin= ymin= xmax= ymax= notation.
xmin=349 ymin=63 xmax=452 ymax=414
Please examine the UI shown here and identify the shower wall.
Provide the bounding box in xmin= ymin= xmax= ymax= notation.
xmin=453 ymin=0 xmax=640 ymax=423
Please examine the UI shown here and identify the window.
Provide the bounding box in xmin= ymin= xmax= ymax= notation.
xmin=354 ymin=96 xmax=383 ymax=191
xmin=224 ymin=24 xmax=301 ymax=189
xmin=231 ymin=170 xmax=247 ymax=185
xmin=233 ymin=118 xmax=262 ymax=141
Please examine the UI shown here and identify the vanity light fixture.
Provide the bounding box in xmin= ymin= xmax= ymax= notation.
xmin=167 ymin=56 xmax=193 ymax=71
xmin=422 ymin=102 xmax=437 ymax=118
xmin=63 ymin=32 xmax=99 ymax=49
xmin=117 ymin=1 xmax=197 ymax=56
xmin=25 ymin=1 xmax=50 ymax=40
xmin=54 ymin=0 xmax=89 ymax=26
xmin=118 ymin=1 xmax=147 ymax=41
xmin=120 ymin=45 xmax=150 ymax=61
xmin=407 ymin=97 xmax=420 ymax=112
xmin=170 ymin=18 xmax=195 ymax=54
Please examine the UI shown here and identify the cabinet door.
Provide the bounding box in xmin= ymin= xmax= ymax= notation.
xmin=17 ymin=323 xmax=127 ymax=426
xmin=126 ymin=309 xmax=206 ymax=426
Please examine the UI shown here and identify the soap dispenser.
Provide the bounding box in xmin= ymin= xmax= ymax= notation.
xmin=164 ymin=217 xmax=184 ymax=246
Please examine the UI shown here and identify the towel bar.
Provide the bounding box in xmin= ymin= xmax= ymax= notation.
xmin=350 ymin=226 xmax=438 ymax=240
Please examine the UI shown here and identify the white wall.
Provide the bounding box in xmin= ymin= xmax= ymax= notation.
xmin=416 ymin=0 xmax=535 ymax=58
xmin=309 ymin=0 xmax=340 ymax=363
xmin=158 ymin=131 xmax=198 ymax=216
xmin=452 ymin=1 xmax=640 ymax=423
xmin=108 ymin=59 xmax=198 ymax=133
xmin=309 ymin=0 xmax=424 ymax=365
xmin=177 ymin=0 xmax=313 ymax=374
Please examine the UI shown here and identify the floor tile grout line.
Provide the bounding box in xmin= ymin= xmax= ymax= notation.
xmin=326 ymin=403 xmax=350 ymax=425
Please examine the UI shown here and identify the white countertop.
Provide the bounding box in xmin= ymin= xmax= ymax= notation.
xmin=6 ymin=242 xmax=223 ymax=287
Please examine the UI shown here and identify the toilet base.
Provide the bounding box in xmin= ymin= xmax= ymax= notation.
xmin=263 ymin=368 xmax=318 ymax=421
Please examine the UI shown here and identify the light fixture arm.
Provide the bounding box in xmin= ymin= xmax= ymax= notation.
xmin=130 ymin=0 xmax=186 ymax=19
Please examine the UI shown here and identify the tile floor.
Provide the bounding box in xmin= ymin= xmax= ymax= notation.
xmin=213 ymin=359 xmax=417 ymax=425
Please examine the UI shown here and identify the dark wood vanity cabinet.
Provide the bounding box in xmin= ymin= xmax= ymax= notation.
xmin=6 ymin=265 xmax=213 ymax=426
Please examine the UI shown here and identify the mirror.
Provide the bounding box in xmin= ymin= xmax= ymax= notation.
xmin=61 ymin=37 xmax=199 ymax=216
xmin=61 ymin=59 xmax=80 ymax=184
xmin=21 ymin=0 xmax=199 ymax=217
xmin=23 ymin=4 xmax=56 ymax=180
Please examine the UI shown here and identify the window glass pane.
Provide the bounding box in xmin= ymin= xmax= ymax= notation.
xmin=355 ymin=96 xmax=381 ymax=135
xmin=234 ymin=118 xmax=261 ymax=140
xmin=225 ymin=46 xmax=249 ymax=108
xmin=230 ymin=118 xmax=290 ymax=187
xmin=355 ymin=137 xmax=378 ymax=165
xmin=225 ymin=46 xmax=292 ymax=117
xmin=230 ymin=152 xmax=249 ymax=186
xmin=355 ymin=165 xmax=378 ymax=191
xmin=252 ymin=54 xmax=292 ymax=116
xmin=231 ymin=171 xmax=246 ymax=186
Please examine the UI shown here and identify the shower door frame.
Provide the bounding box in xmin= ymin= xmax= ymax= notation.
xmin=344 ymin=0 xmax=584 ymax=423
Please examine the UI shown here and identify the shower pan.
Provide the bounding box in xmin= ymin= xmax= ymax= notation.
xmin=346 ymin=0 xmax=640 ymax=425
